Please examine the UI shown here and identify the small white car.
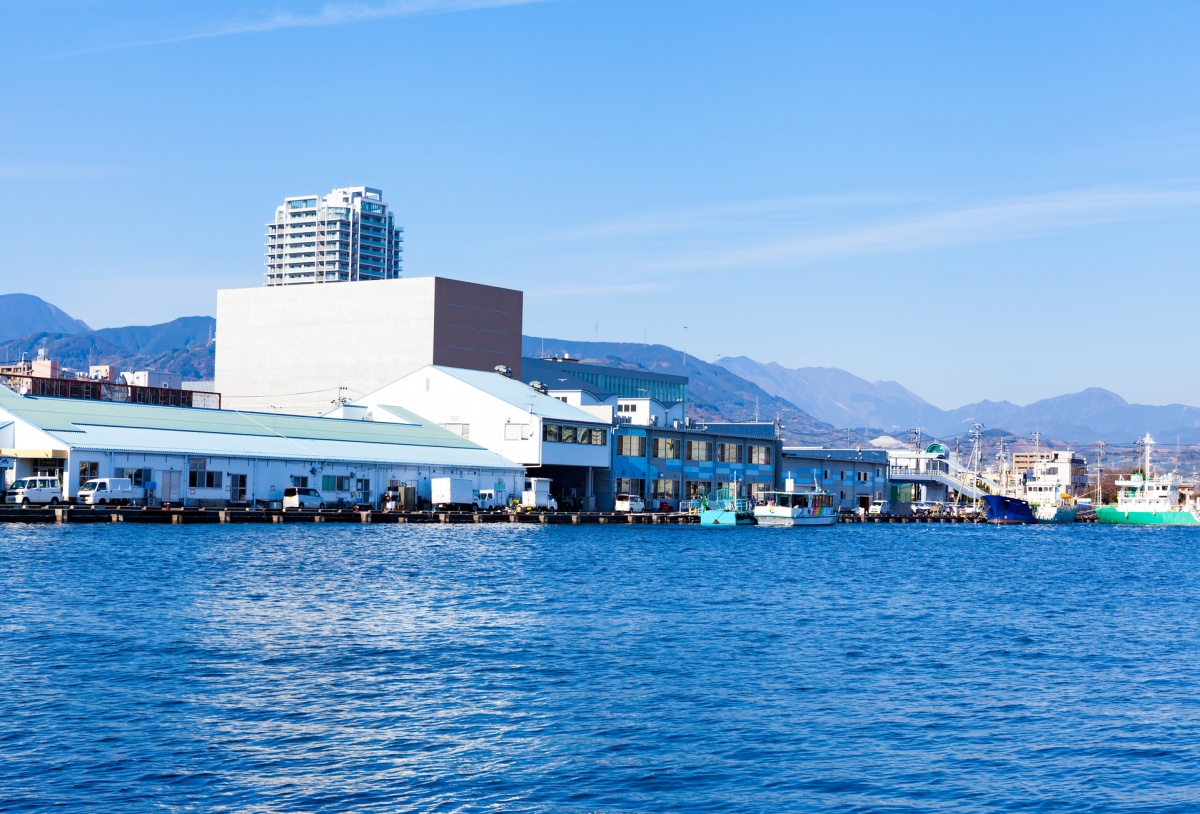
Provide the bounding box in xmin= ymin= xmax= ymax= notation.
xmin=6 ymin=477 xmax=63 ymax=505
xmin=614 ymin=493 xmax=646 ymax=513
xmin=283 ymin=486 xmax=326 ymax=509
xmin=868 ymin=499 xmax=890 ymax=516
xmin=78 ymin=478 xmax=136 ymax=506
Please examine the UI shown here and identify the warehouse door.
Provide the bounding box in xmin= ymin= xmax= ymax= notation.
xmin=161 ymin=470 xmax=182 ymax=502
xmin=229 ymin=474 xmax=247 ymax=503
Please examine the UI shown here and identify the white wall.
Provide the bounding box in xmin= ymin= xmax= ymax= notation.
xmin=351 ymin=367 xmax=610 ymax=469
xmin=215 ymin=277 xmax=523 ymax=416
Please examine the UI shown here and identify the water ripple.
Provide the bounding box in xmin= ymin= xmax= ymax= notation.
xmin=2 ymin=523 xmax=1200 ymax=811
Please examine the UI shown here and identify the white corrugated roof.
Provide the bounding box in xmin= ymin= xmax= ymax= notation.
xmin=431 ymin=366 xmax=609 ymax=424
xmin=0 ymin=388 xmax=522 ymax=470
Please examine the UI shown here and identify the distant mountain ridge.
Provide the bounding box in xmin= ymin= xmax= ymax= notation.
xmin=717 ymin=356 xmax=935 ymax=432
xmin=0 ymin=294 xmax=91 ymax=340
xmin=718 ymin=356 xmax=1200 ymax=444
xmin=0 ymin=316 xmax=216 ymax=380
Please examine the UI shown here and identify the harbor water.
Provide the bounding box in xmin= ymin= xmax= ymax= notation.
xmin=2 ymin=523 xmax=1199 ymax=812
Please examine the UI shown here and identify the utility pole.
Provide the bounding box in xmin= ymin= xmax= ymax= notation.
xmin=1095 ymin=440 xmax=1106 ymax=504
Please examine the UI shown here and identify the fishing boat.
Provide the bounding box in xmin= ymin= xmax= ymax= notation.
xmin=982 ymin=438 xmax=1078 ymax=525
xmin=753 ymin=486 xmax=837 ymax=527
xmin=1095 ymin=434 xmax=1200 ymax=525
xmin=700 ymin=488 xmax=756 ymax=526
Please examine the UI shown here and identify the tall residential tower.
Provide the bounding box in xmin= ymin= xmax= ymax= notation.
xmin=265 ymin=186 xmax=403 ymax=285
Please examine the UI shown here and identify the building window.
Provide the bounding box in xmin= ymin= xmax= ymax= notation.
xmin=440 ymin=423 xmax=470 ymax=439
xmin=617 ymin=435 xmax=646 ymax=457
xmin=322 ymin=475 xmax=352 ymax=491
xmin=188 ymin=458 xmax=222 ymax=489
xmin=652 ymin=438 xmax=681 ymax=459
xmin=291 ymin=475 xmax=308 ymax=488
xmin=749 ymin=445 xmax=772 ymax=465
xmin=717 ymin=481 xmax=742 ymax=497
xmin=542 ymin=423 xmax=606 ymax=445
xmin=115 ymin=467 xmax=152 ymax=487
xmin=687 ymin=480 xmax=713 ymax=499
xmin=78 ymin=461 xmax=99 ymax=487
xmin=616 ymin=478 xmax=645 ymax=497
xmin=505 ymin=423 xmax=530 ymax=441
xmin=686 ymin=441 xmax=712 ymax=461
xmin=717 ymin=443 xmax=743 ymax=463
xmin=652 ymin=478 xmax=679 ymax=499
xmin=823 ymin=469 xmax=830 ymax=480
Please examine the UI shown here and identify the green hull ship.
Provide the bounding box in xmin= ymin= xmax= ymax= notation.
xmin=1095 ymin=507 xmax=1200 ymax=525
xmin=1094 ymin=434 xmax=1200 ymax=526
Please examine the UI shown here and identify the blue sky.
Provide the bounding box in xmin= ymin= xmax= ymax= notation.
xmin=3 ymin=0 xmax=1198 ymax=408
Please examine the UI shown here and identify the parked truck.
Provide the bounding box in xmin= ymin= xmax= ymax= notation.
xmin=432 ymin=477 xmax=476 ymax=511
xmin=521 ymin=477 xmax=558 ymax=511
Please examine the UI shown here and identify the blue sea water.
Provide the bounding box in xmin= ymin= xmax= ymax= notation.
xmin=1 ymin=523 xmax=1199 ymax=812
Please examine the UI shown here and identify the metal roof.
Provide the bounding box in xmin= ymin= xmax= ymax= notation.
xmin=429 ymin=366 xmax=609 ymax=425
xmin=0 ymin=387 xmax=522 ymax=469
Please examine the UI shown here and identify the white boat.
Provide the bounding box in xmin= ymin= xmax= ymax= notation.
xmin=1022 ymin=463 xmax=1079 ymax=524
xmin=753 ymin=487 xmax=837 ymax=527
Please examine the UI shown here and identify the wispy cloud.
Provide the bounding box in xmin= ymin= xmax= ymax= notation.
xmin=546 ymin=192 xmax=910 ymax=241
xmin=53 ymin=0 xmax=549 ymax=58
xmin=548 ymin=185 xmax=1200 ymax=274
xmin=657 ymin=186 xmax=1200 ymax=271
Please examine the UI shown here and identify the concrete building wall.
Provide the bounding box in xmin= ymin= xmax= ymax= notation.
xmin=780 ymin=449 xmax=890 ymax=511
xmin=215 ymin=277 xmax=523 ymax=414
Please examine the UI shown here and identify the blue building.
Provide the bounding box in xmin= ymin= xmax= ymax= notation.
xmin=780 ymin=448 xmax=890 ymax=511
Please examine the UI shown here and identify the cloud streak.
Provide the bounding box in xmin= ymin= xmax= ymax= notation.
xmin=551 ymin=186 xmax=1200 ymax=274
xmin=53 ymin=0 xmax=549 ymax=58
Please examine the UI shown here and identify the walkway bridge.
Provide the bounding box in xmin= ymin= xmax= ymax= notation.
xmin=889 ymin=458 xmax=1003 ymax=501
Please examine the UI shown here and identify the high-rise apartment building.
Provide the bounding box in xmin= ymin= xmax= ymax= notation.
xmin=265 ymin=186 xmax=403 ymax=285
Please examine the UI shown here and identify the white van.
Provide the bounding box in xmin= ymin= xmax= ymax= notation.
xmin=283 ymin=486 xmax=326 ymax=509
xmin=614 ymin=493 xmax=646 ymax=513
xmin=78 ymin=478 xmax=135 ymax=506
xmin=6 ymin=477 xmax=64 ymax=505
xmin=869 ymin=499 xmax=890 ymax=516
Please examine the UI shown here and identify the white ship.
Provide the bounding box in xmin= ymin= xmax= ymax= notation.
xmin=753 ymin=485 xmax=837 ymax=527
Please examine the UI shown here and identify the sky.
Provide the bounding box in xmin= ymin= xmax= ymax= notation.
xmin=2 ymin=0 xmax=1198 ymax=409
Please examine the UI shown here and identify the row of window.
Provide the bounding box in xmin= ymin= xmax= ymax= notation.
xmin=543 ymin=424 xmax=607 ymax=445
xmin=615 ymin=436 xmax=771 ymax=464
xmin=321 ymin=475 xmax=370 ymax=492
xmin=818 ymin=468 xmax=884 ymax=481
xmin=615 ymin=479 xmax=774 ymax=500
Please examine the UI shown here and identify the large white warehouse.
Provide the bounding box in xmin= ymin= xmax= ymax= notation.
xmin=0 ymin=387 xmax=523 ymax=508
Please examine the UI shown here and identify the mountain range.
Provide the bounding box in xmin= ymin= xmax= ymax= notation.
xmin=3 ymin=293 xmax=1197 ymax=445
xmin=0 ymin=294 xmax=91 ymax=341
xmin=717 ymin=356 xmax=1200 ymax=445
xmin=0 ymin=298 xmax=216 ymax=381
